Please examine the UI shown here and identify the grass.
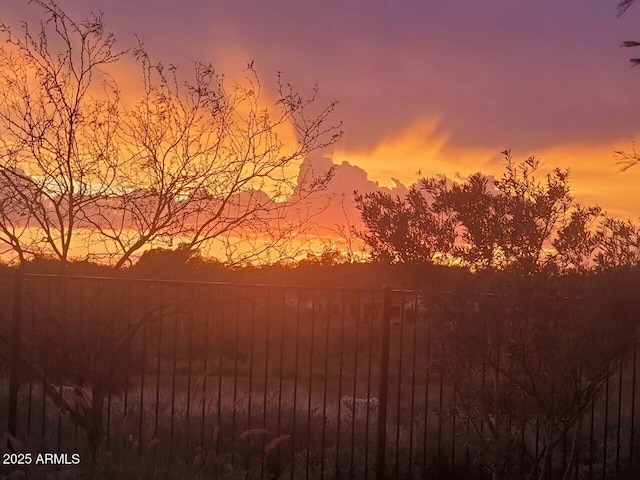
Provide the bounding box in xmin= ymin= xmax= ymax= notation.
xmin=1 ymin=376 xmax=479 ymax=480
xmin=2 ymin=366 xmax=639 ymax=479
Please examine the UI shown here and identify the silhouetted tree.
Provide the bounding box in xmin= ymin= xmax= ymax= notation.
xmin=430 ymin=152 xmax=573 ymax=273
xmin=0 ymin=0 xmax=340 ymax=455
xmin=354 ymin=186 xmax=456 ymax=264
xmin=618 ymin=0 xmax=640 ymax=64
xmin=614 ymin=0 xmax=640 ymax=168
xmin=0 ymin=0 xmax=123 ymax=264
xmin=552 ymin=205 xmax=603 ymax=273
xmin=357 ymin=151 xmax=578 ymax=273
xmin=0 ymin=1 xmax=341 ymax=268
xmin=87 ymin=47 xmax=340 ymax=268
xmin=594 ymin=216 xmax=640 ymax=268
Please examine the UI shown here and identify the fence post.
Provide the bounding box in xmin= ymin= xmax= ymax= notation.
xmin=8 ymin=270 xmax=23 ymax=446
xmin=376 ymin=286 xmax=392 ymax=480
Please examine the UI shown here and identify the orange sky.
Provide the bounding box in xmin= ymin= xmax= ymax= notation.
xmin=333 ymin=119 xmax=640 ymax=220
xmin=2 ymin=0 xmax=640 ymax=263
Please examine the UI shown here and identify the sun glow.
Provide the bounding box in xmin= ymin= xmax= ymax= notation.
xmin=334 ymin=117 xmax=640 ymax=221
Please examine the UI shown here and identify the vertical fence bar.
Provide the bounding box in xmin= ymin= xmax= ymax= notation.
xmin=562 ymin=388 xmax=568 ymax=474
xmin=7 ymin=271 xmax=23 ymax=446
xmin=123 ymin=284 xmax=132 ymax=426
xmin=408 ymin=293 xmax=418 ymax=477
xmin=376 ymin=286 xmax=391 ymax=480
xmin=364 ymin=291 xmax=376 ymax=479
xmin=422 ymin=295 xmax=432 ymax=476
xmin=451 ymin=381 xmax=457 ymax=477
xmin=320 ymin=290 xmax=331 ymax=480
xmin=89 ymin=279 xmax=100 ymax=460
xmin=56 ymin=278 xmax=63 ymax=452
xmin=603 ymin=366 xmax=609 ymax=480
xmin=616 ymin=361 xmax=623 ymax=480
xmin=482 ymin=362 xmax=488 ymax=480
xmin=349 ymin=292 xmax=361 ymax=477
xmin=630 ymin=346 xmax=637 ymax=475
xmin=154 ymin=286 xmax=163 ymax=443
xmin=41 ymin=279 xmax=51 ymax=444
xmin=290 ymin=290 xmax=301 ymax=480
xmin=169 ymin=284 xmax=180 ymax=463
xmin=201 ymin=285 xmax=211 ymax=461
xmin=185 ymin=287 xmax=195 ymax=460
xmin=26 ymin=279 xmax=33 ymax=439
xmin=56 ymin=275 xmax=68 ymax=453
xmin=139 ymin=283 xmax=149 ymax=454
xmin=334 ymin=291 xmax=346 ymax=479
xmin=262 ymin=286 xmax=272 ymax=480
xmin=277 ymin=287 xmax=286 ymax=472
xmin=231 ymin=286 xmax=240 ymax=466
xmin=394 ymin=291 xmax=405 ymax=479
xmin=304 ymin=289 xmax=316 ymax=480
xmin=75 ymin=279 xmax=85 ymax=452
xmin=216 ymin=285 xmax=225 ymax=457
xmin=106 ymin=282 xmax=116 ymax=450
xmin=589 ymin=397 xmax=595 ymax=480
xmin=437 ymin=371 xmax=444 ymax=464
xmin=246 ymin=285 xmax=256 ymax=476
xmin=574 ymin=369 xmax=582 ymax=480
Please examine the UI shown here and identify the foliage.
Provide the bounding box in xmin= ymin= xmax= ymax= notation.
xmin=618 ymin=0 xmax=640 ymax=66
xmin=555 ymin=210 xmax=640 ymax=271
xmin=552 ymin=205 xmax=602 ymax=273
xmin=424 ymin=152 xmax=573 ymax=273
xmin=356 ymin=151 xmax=640 ymax=274
xmin=594 ymin=216 xmax=640 ymax=269
xmin=614 ymin=1 xmax=640 ymax=168
xmin=354 ymin=186 xmax=456 ymax=264
xmin=296 ymin=247 xmax=350 ymax=267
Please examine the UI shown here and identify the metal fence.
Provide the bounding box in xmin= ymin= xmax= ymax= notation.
xmin=0 ymin=273 xmax=638 ymax=479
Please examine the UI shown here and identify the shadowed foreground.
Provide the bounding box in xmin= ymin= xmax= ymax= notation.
xmin=1 ymin=272 xmax=639 ymax=479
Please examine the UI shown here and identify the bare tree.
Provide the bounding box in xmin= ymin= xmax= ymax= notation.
xmin=0 ymin=0 xmax=123 ymax=265
xmin=614 ymin=143 xmax=640 ymax=170
xmin=0 ymin=1 xmax=341 ymax=268
xmin=0 ymin=0 xmax=341 ymax=456
xmin=85 ymin=46 xmax=340 ymax=268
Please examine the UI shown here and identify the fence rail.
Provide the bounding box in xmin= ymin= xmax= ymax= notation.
xmin=0 ymin=272 xmax=638 ymax=479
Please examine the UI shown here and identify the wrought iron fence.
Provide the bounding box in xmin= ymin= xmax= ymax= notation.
xmin=0 ymin=272 xmax=638 ymax=479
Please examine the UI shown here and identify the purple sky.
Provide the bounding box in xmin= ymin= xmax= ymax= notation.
xmin=4 ymin=0 xmax=640 ymax=219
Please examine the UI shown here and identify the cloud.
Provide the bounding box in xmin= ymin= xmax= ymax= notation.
xmin=286 ymin=153 xmax=413 ymax=254
xmin=5 ymin=0 xmax=640 ymax=262
xmin=330 ymin=117 xmax=640 ymax=222
xmin=333 ymin=117 xmax=501 ymax=188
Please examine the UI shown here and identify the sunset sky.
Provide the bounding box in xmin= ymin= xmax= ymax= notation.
xmin=4 ymin=0 xmax=640 ymax=227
